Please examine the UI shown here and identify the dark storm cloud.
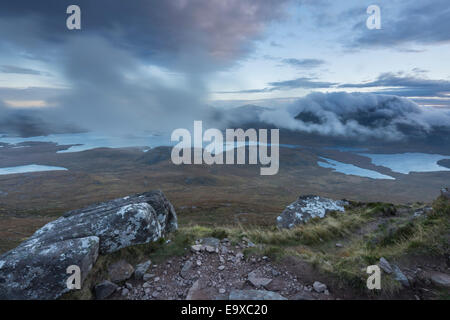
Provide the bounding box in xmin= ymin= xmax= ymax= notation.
xmin=281 ymin=58 xmax=325 ymax=69
xmin=0 ymin=0 xmax=290 ymax=70
xmin=0 ymin=0 xmax=291 ymax=135
xmin=0 ymin=100 xmax=79 ymax=137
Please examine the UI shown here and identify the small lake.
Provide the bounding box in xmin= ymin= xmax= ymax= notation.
xmin=318 ymin=157 xmax=395 ymax=180
xmin=0 ymin=164 xmax=68 ymax=175
xmin=359 ymin=153 xmax=450 ymax=174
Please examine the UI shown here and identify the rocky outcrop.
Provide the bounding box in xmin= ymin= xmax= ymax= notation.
xmin=0 ymin=236 xmax=99 ymax=300
xmin=0 ymin=190 xmax=177 ymax=300
xmin=277 ymin=195 xmax=347 ymax=229
xmin=19 ymin=190 xmax=177 ymax=255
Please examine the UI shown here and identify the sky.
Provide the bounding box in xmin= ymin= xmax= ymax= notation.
xmin=0 ymin=0 xmax=449 ymax=136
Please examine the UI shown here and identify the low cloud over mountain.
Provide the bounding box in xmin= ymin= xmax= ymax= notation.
xmin=253 ymin=92 xmax=450 ymax=141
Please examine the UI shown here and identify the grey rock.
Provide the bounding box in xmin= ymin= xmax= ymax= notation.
xmin=135 ymin=260 xmax=152 ymax=280
xmin=313 ymin=281 xmax=327 ymax=293
xmin=108 ymin=260 xmax=135 ymax=283
xmin=248 ymin=271 xmax=272 ymax=288
xmin=242 ymin=237 xmax=256 ymax=247
xmin=0 ymin=236 xmax=99 ymax=300
xmin=143 ymin=273 xmax=155 ymax=281
xmin=121 ymin=288 xmax=129 ymax=296
xmin=191 ymin=245 xmax=203 ymax=252
xmin=199 ymin=237 xmax=220 ymax=249
xmin=0 ymin=191 xmax=177 ymax=300
xmin=235 ymin=252 xmax=244 ymax=262
xmin=393 ymin=265 xmax=410 ymax=287
xmin=379 ymin=257 xmax=393 ymax=274
xmin=229 ymin=289 xmax=287 ymax=300
xmin=21 ymin=190 xmax=177 ymax=255
xmin=277 ymin=195 xmax=347 ymax=229
xmin=180 ymin=260 xmax=193 ymax=279
xmin=429 ymin=272 xmax=450 ymax=288
xmin=95 ymin=280 xmax=118 ymax=300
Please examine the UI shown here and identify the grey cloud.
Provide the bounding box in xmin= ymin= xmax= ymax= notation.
xmin=217 ymin=77 xmax=336 ymax=94
xmin=0 ymin=0 xmax=291 ymax=136
xmin=48 ymin=35 xmax=217 ymax=135
xmin=0 ymin=100 xmax=80 ymax=137
xmin=258 ymin=91 xmax=450 ymax=140
xmin=281 ymin=58 xmax=325 ymax=69
xmin=350 ymin=0 xmax=450 ymax=49
xmin=0 ymin=65 xmax=43 ymax=75
xmin=268 ymin=77 xmax=337 ymax=90
xmin=339 ymin=72 xmax=450 ymax=98
xmin=0 ymin=0 xmax=290 ymax=71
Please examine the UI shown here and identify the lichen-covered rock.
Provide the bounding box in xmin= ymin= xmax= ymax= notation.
xmin=277 ymin=195 xmax=347 ymax=229
xmin=0 ymin=190 xmax=177 ymax=300
xmin=19 ymin=190 xmax=178 ymax=254
xmin=0 ymin=236 xmax=99 ymax=300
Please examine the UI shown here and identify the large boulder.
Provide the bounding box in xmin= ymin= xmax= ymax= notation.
xmin=0 ymin=190 xmax=177 ymax=299
xmin=18 ymin=190 xmax=178 ymax=254
xmin=277 ymin=195 xmax=347 ymax=229
xmin=0 ymin=236 xmax=99 ymax=300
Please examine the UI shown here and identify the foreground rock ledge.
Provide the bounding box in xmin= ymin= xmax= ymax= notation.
xmin=0 ymin=190 xmax=178 ymax=300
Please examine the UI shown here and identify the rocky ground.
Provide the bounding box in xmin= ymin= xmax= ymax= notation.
xmin=2 ymin=189 xmax=449 ymax=300
xmin=104 ymin=237 xmax=332 ymax=300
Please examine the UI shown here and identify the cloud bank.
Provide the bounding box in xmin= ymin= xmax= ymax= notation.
xmin=258 ymin=92 xmax=450 ymax=140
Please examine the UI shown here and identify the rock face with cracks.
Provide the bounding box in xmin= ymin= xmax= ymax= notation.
xmin=0 ymin=190 xmax=177 ymax=300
